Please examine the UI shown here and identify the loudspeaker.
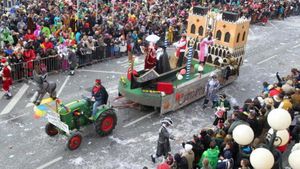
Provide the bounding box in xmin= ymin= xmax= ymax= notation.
xmin=193 ymin=6 xmax=209 ymax=16
xmin=222 ymin=12 xmax=239 ymax=22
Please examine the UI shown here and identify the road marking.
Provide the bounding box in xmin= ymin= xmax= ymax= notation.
xmin=257 ymin=55 xmax=277 ymax=65
xmin=36 ymin=156 xmax=63 ymax=169
xmin=78 ymin=69 xmax=125 ymax=75
xmin=269 ymin=22 xmax=278 ymax=29
xmin=0 ymin=84 xmax=29 ymax=115
xmin=292 ymin=44 xmax=300 ymax=49
xmin=0 ymin=112 xmax=29 ymax=124
xmin=57 ymin=75 xmax=70 ymax=97
xmin=123 ymin=111 xmax=156 ymax=128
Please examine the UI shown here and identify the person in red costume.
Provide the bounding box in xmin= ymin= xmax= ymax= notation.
xmin=41 ymin=38 xmax=54 ymax=57
xmin=1 ymin=58 xmax=13 ymax=99
xmin=23 ymin=45 xmax=36 ymax=76
xmin=144 ymin=42 xmax=157 ymax=70
xmin=174 ymin=34 xmax=187 ymax=67
xmin=24 ymin=29 xmax=36 ymax=41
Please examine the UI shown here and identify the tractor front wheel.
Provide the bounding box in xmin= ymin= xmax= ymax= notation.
xmin=45 ymin=123 xmax=59 ymax=137
xmin=94 ymin=109 xmax=117 ymax=137
xmin=67 ymin=133 xmax=82 ymax=151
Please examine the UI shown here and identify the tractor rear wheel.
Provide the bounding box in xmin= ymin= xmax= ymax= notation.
xmin=45 ymin=123 xmax=59 ymax=137
xmin=94 ymin=109 xmax=117 ymax=137
xmin=67 ymin=132 xmax=82 ymax=151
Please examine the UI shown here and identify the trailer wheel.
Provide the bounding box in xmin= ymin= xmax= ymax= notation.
xmin=94 ymin=109 xmax=117 ymax=137
xmin=67 ymin=133 xmax=82 ymax=151
xmin=45 ymin=123 xmax=58 ymax=137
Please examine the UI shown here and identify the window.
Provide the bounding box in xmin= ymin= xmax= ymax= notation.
xmin=224 ymin=32 xmax=231 ymax=43
xmin=208 ymin=46 xmax=211 ymax=53
xmin=198 ymin=26 xmax=204 ymax=36
xmin=215 ymin=48 xmax=218 ymax=55
xmin=216 ymin=30 xmax=222 ymax=40
xmin=219 ymin=49 xmax=222 ymax=57
xmin=211 ymin=47 xmax=215 ymax=55
xmin=242 ymin=31 xmax=246 ymax=41
xmin=236 ymin=33 xmax=240 ymax=43
xmin=191 ymin=24 xmax=196 ymax=34
xmin=207 ymin=55 xmax=212 ymax=63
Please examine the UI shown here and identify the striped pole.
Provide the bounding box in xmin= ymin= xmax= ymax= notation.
xmin=186 ymin=45 xmax=193 ymax=80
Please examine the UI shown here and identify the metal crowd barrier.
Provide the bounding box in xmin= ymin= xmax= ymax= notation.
xmin=7 ymin=46 xmax=108 ymax=83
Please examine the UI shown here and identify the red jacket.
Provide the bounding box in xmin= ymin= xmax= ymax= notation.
xmin=42 ymin=41 xmax=54 ymax=50
xmin=23 ymin=49 xmax=36 ymax=62
xmin=24 ymin=33 xmax=36 ymax=41
xmin=269 ymin=88 xmax=281 ymax=97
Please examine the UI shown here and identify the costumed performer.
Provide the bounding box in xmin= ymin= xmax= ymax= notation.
xmin=0 ymin=58 xmax=13 ymax=99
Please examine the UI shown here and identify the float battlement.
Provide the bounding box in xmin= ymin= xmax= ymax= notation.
xmin=187 ymin=6 xmax=250 ymax=67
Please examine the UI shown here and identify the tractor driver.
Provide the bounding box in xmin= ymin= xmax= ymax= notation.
xmin=90 ymin=79 xmax=108 ymax=120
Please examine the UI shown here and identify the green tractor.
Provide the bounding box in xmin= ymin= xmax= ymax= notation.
xmin=36 ymin=97 xmax=117 ymax=150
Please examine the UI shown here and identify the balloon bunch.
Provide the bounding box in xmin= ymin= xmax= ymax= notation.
xmin=176 ymin=70 xmax=185 ymax=80
xmin=33 ymin=105 xmax=48 ymax=119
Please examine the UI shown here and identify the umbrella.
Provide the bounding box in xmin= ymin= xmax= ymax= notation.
xmin=146 ymin=34 xmax=160 ymax=43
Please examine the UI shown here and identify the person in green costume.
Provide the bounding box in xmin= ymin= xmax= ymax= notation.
xmin=198 ymin=140 xmax=220 ymax=169
xmin=0 ymin=27 xmax=14 ymax=47
xmin=41 ymin=26 xmax=51 ymax=38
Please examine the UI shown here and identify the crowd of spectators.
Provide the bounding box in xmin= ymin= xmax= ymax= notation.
xmin=155 ymin=68 xmax=300 ymax=169
xmin=0 ymin=0 xmax=299 ymax=81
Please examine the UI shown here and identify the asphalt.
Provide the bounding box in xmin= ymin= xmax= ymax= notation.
xmin=0 ymin=16 xmax=300 ymax=169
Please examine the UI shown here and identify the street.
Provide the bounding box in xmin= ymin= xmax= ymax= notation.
xmin=0 ymin=16 xmax=300 ymax=169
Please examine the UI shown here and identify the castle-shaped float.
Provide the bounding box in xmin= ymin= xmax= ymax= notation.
xmin=118 ymin=6 xmax=250 ymax=115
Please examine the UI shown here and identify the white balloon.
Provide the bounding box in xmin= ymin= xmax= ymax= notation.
xmin=232 ymin=124 xmax=254 ymax=145
xmin=289 ymin=150 xmax=300 ymax=169
xmin=267 ymin=108 xmax=291 ymax=130
xmin=177 ymin=74 xmax=183 ymax=80
xmin=250 ymin=148 xmax=274 ymax=169
xmin=267 ymin=129 xmax=289 ymax=146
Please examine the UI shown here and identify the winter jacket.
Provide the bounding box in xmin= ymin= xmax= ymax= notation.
xmin=279 ymin=99 xmax=293 ymax=111
xmin=157 ymin=162 xmax=170 ymax=169
xmin=282 ymin=84 xmax=295 ymax=95
xmin=92 ymin=85 xmax=108 ymax=104
xmin=182 ymin=151 xmax=194 ymax=169
xmin=291 ymin=93 xmax=300 ymax=109
xmin=42 ymin=41 xmax=54 ymax=50
xmin=23 ymin=49 xmax=36 ymax=62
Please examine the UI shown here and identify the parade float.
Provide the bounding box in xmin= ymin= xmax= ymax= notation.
xmin=118 ymin=6 xmax=250 ymax=115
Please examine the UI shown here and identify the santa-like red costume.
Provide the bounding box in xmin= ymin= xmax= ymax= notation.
xmin=144 ymin=42 xmax=157 ymax=70
xmin=1 ymin=58 xmax=13 ymax=98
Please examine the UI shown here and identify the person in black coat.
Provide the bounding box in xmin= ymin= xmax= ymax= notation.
xmin=68 ymin=48 xmax=78 ymax=76
xmin=174 ymin=153 xmax=189 ymax=169
xmin=151 ymin=117 xmax=174 ymax=163
xmin=90 ymin=79 xmax=108 ymax=120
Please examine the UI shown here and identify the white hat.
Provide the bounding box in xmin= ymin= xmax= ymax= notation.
xmin=210 ymin=72 xmax=217 ymax=77
xmin=184 ymin=144 xmax=193 ymax=152
xmin=161 ymin=117 xmax=173 ymax=126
